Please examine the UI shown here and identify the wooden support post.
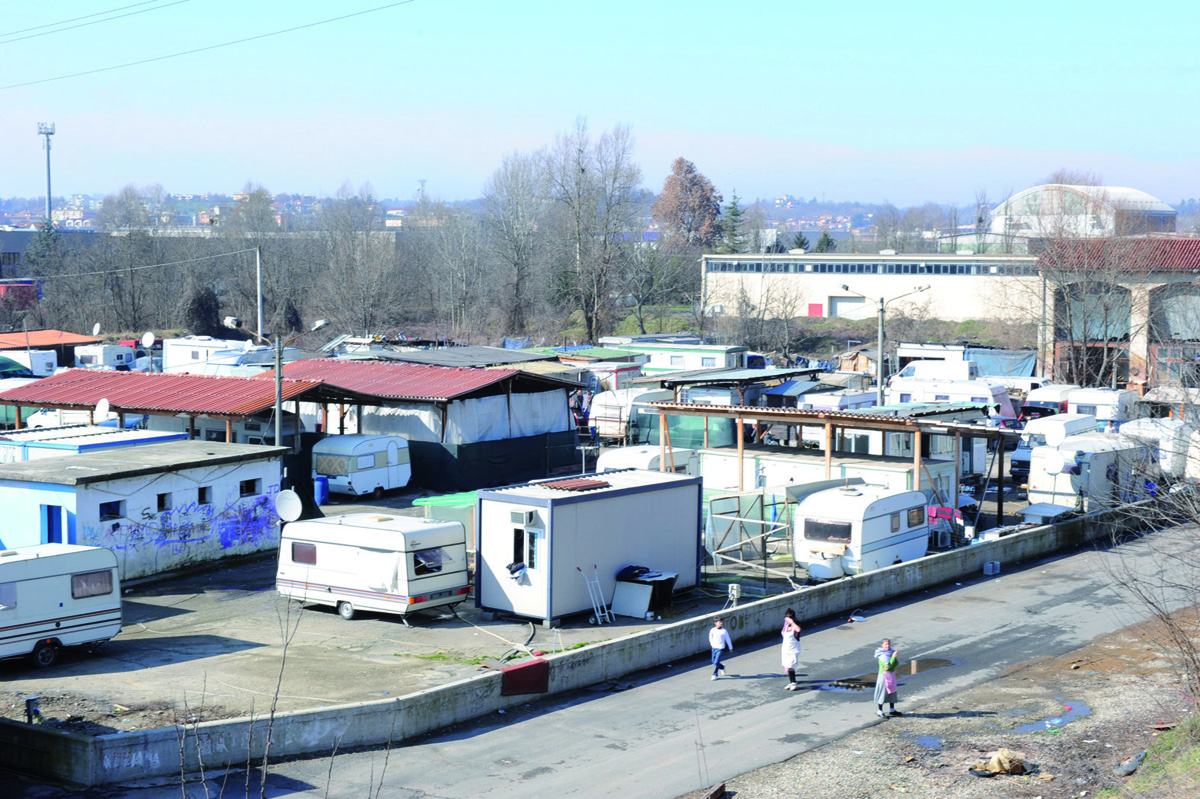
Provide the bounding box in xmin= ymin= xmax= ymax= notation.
xmin=703 ymin=416 xmax=709 ymax=449
xmin=953 ymin=431 xmax=961 ymax=509
xmin=824 ymin=422 xmax=833 ymax=479
xmin=225 ymin=419 xmax=233 ymax=443
xmin=189 ymin=415 xmax=196 ymax=440
xmin=997 ymin=432 xmax=1006 ymax=524
xmin=14 ymin=405 xmax=22 ymax=430
xmin=659 ymin=413 xmax=668 ymax=472
xmin=913 ymin=428 xmax=922 ymax=491
xmin=737 ymin=416 xmax=745 ymax=491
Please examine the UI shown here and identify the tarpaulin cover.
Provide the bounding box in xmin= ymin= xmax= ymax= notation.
xmin=362 ymin=402 xmax=444 ymax=443
xmin=445 ymin=395 xmax=510 ymax=445
xmin=968 ymin=348 xmax=1037 ymax=377
xmin=509 ymin=390 xmax=571 ymax=437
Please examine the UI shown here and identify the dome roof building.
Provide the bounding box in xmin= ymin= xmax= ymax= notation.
xmin=990 ymin=184 xmax=1176 ymax=239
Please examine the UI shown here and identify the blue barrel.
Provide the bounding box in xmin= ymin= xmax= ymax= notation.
xmin=314 ymin=476 xmax=330 ymax=506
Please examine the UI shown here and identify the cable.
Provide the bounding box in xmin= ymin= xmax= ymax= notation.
xmin=0 ymin=0 xmax=168 ymax=38
xmin=0 ymin=1 xmax=189 ymax=46
xmin=0 ymin=1 xmax=416 ymax=91
xmin=28 ymin=246 xmax=258 ymax=280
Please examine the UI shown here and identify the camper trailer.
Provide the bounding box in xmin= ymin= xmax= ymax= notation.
xmin=1020 ymin=384 xmax=1081 ymax=421
xmin=73 ymin=344 xmax=135 ymax=370
xmin=1067 ymin=388 xmax=1139 ymax=430
xmin=0 ymin=544 xmax=122 ymax=667
xmin=1027 ymin=432 xmax=1159 ymax=512
xmin=885 ymin=378 xmax=1017 ymax=418
xmin=0 ymin=349 xmax=57 ymax=377
xmin=276 ymin=514 xmax=470 ymax=622
xmin=1118 ymin=418 xmax=1195 ymax=481
xmin=1009 ymin=413 xmax=1097 ymax=478
xmin=889 ymin=359 xmax=979 ymax=384
xmin=311 ymin=434 xmax=411 ymax=497
xmin=589 ymin=388 xmax=672 ymax=442
xmin=595 ymin=444 xmax=698 ymax=474
xmin=144 ymin=409 xmax=305 ymax=446
xmin=793 ymin=485 xmax=930 ymax=581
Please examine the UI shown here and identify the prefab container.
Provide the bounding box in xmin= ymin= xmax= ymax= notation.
xmin=276 ymin=514 xmax=470 ymax=622
xmin=475 ymin=470 xmax=702 ymax=625
xmin=0 ymin=424 xmax=188 ymax=464
xmin=1066 ymin=388 xmax=1139 ymax=429
xmin=0 ymin=543 xmax=122 ymax=667
xmin=311 ymin=434 xmax=411 ymax=497
xmin=1027 ymin=432 xmax=1159 ymax=511
xmin=792 ymin=484 xmax=929 ymax=581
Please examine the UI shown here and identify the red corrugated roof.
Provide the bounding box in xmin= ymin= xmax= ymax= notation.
xmin=0 ymin=329 xmax=101 ymax=349
xmin=1037 ymin=238 xmax=1200 ymax=272
xmin=0 ymin=369 xmax=321 ymax=416
xmin=275 ymin=358 xmax=517 ymax=401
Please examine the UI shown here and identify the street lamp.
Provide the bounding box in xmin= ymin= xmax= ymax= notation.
xmin=224 ymin=317 xmax=329 ymax=448
xmin=840 ymin=284 xmax=931 ymax=406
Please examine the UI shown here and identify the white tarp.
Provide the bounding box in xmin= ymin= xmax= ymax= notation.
xmin=445 ymin=396 xmax=510 ymax=445
xmin=509 ymin=390 xmax=571 ymax=437
xmin=363 ymin=403 xmax=444 ymax=443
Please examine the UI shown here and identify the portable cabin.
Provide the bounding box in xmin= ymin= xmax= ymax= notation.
xmin=886 ymin=378 xmax=1017 ymax=418
xmin=792 ymin=485 xmax=929 ymax=580
xmin=276 ymin=514 xmax=470 ymax=622
xmin=475 ymin=469 xmax=702 ymax=625
xmin=0 ymin=543 xmax=122 ymax=667
xmin=1066 ymin=388 xmax=1139 ymax=430
xmin=311 ymin=434 xmax=411 ymax=497
xmin=589 ymin=388 xmax=672 ymax=442
xmin=1020 ymin=384 xmax=1081 ymax=421
xmin=595 ymin=444 xmax=698 ymax=475
xmin=1027 ymin=432 xmax=1159 ymax=511
xmin=1117 ymin=418 xmax=1195 ymax=481
xmin=1009 ymin=413 xmax=1097 ymax=479
xmin=73 ymin=344 xmax=135 ymax=370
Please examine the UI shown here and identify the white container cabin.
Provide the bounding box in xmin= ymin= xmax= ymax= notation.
xmin=475 ymin=469 xmax=701 ymax=625
xmin=793 ymin=485 xmax=929 ymax=580
xmin=0 ymin=544 xmax=122 ymax=667
xmin=0 ymin=424 xmax=187 ymax=464
xmin=1027 ymin=432 xmax=1159 ymax=511
xmin=311 ymin=434 xmax=412 ymax=497
xmin=276 ymin=514 xmax=470 ymax=622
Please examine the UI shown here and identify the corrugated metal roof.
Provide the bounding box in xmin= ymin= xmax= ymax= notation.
xmin=344 ymin=345 xmax=553 ymax=368
xmin=0 ymin=369 xmax=321 ymax=416
xmin=1038 ymin=238 xmax=1200 ymax=272
xmin=276 ymin=358 xmax=517 ymax=401
xmin=0 ymin=329 xmax=101 ymax=349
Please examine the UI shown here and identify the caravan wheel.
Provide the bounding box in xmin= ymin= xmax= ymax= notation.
xmin=337 ymin=601 xmax=356 ymax=621
xmin=31 ymin=641 xmax=58 ymax=668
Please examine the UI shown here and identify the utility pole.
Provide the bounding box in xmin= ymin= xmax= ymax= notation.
xmin=37 ymin=123 xmax=55 ymax=224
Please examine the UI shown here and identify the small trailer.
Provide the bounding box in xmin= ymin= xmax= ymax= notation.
xmin=596 ymin=444 xmax=698 ymax=475
xmin=792 ymin=485 xmax=929 ymax=581
xmin=1118 ymin=418 xmax=1196 ymax=481
xmin=276 ymin=513 xmax=470 ymax=623
xmin=1066 ymin=388 xmax=1139 ymax=430
xmin=589 ymin=388 xmax=672 ymax=442
xmin=311 ymin=434 xmax=412 ymax=498
xmin=0 ymin=544 xmax=123 ymax=668
xmin=1009 ymin=413 xmax=1097 ymax=478
xmin=1027 ymin=432 xmax=1160 ymax=511
xmin=73 ymin=344 xmax=135 ymax=370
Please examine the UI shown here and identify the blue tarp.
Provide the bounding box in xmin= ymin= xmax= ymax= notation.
xmin=967 ymin=348 xmax=1036 ymax=377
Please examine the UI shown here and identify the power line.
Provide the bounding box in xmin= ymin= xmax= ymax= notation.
xmin=0 ymin=1 xmax=188 ymax=46
xmin=0 ymin=1 xmax=416 ymax=91
xmin=29 ymin=246 xmax=259 ymax=280
xmin=0 ymin=0 xmax=169 ymax=38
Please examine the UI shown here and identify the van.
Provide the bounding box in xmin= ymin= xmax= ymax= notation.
xmin=1009 ymin=413 xmax=1097 ymax=478
xmin=0 ymin=544 xmax=122 ymax=667
xmin=1020 ymin=384 xmax=1081 ymax=421
xmin=311 ymin=434 xmax=411 ymax=498
xmin=889 ymin=360 xmax=978 ymax=384
xmin=1067 ymin=388 xmax=1139 ymax=430
xmin=276 ymin=514 xmax=470 ymax=622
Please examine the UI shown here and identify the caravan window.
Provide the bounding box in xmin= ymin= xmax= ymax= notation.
xmin=292 ymin=542 xmax=316 ymax=565
xmin=890 ymin=513 xmax=901 ymax=532
xmin=804 ymin=519 xmax=851 ymax=543
xmin=906 ymin=507 xmax=924 ymax=528
xmin=413 ymin=547 xmax=446 ymax=576
xmin=71 ymin=569 xmax=113 ymax=599
xmin=314 ymin=454 xmax=350 ymax=476
xmin=0 ymin=583 xmax=15 ymax=611
xmin=356 ymin=454 xmax=376 ymax=470
xmin=1076 ymin=404 xmax=1097 ymax=416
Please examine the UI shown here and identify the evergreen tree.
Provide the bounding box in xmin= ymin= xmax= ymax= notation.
xmin=719 ymin=192 xmax=746 ymax=254
xmin=814 ymin=231 xmax=837 ymax=253
xmin=792 ymin=231 xmax=810 ymax=251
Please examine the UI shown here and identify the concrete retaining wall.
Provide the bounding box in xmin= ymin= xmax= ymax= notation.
xmin=0 ymin=505 xmax=1128 ymax=787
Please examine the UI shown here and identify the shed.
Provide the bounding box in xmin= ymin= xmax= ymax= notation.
xmin=475 ymin=470 xmax=702 ymax=625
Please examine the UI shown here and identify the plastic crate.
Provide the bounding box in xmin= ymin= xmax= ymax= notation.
xmin=983 ymin=561 xmax=1000 ymax=576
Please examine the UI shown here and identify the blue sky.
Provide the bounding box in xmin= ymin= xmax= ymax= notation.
xmin=3 ymin=0 xmax=1198 ymax=207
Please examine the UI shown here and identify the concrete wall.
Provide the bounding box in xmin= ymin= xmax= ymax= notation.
xmin=0 ymin=505 xmax=1127 ymax=787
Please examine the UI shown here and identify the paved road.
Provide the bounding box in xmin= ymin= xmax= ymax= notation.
xmin=9 ymin=525 xmax=1188 ymax=799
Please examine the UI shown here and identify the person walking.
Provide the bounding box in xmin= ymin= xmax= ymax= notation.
xmin=708 ymin=617 xmax=733 ymax=680
xmin=781 ymin=608 xmax=802 ymax=690
xmin=873 ymin=638 xmax=901 ymax=718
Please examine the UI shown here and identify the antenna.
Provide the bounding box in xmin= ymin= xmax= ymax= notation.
xmin=418 ymin=179 xmax=427 ymax=202
xmin=37 ymin=123 xmax=55 ymax=223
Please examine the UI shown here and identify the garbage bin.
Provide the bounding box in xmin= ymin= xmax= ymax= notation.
xmin=314 ymin=476 xmax=330 ymax=506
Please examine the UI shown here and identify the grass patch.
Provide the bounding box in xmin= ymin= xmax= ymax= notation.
xmin=1097 ymin=714 xmax=1200 ymax=798
xmin=394 ymin=651 xmax=452 ymax=661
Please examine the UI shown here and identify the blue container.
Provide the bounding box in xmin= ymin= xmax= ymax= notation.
xmin=314 ymin=476 xmax=330 ymax=506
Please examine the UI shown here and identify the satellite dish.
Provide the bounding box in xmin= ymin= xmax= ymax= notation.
xmin=141 ymin=331 xmax=156 ymax=349
xmin=1042 ymin=449 xmax=1071 ymax=475
xmin=92 ymin=322 xmax=101 ymax=336
xmin=242 ymin=339 xmax=254 ymax=352
xmin=276 ymin=489 xmax=303 ymax=523
xmin=94 ymin=398 xmax=110 ymax=420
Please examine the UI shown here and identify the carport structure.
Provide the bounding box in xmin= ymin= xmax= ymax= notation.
xmin=0 ymin=368 xmax=377 ymax=446
xmin=646 ymin=401 xmax=1023 ymax=521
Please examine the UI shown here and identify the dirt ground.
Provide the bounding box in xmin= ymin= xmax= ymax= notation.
xmin=695 ymin=616 xmax=1199 ymax=799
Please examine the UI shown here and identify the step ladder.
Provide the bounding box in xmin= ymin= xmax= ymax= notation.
xmin=578 ymin=565 xmax=614 ymax=625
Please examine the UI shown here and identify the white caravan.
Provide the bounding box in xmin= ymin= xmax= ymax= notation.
xmin=1118 ymin=418 xmax=1196 ymax=481
xmin=793 ymin=485 xmax=929 ymax=581
xmin=1020 ymin=384 xmax=1081 ymax=420
xmin=889 ymin=359 xmax=979 ymax=383
xmin=886 ymin=378 xmax=1017 ymax=418
xmin=1009 ymin=413 xmax=1097 ymax=479
xmin=1027 ymin=432 xmax=1159 ymax=512
xmin=1 ymin=349 xmax=57 ymax=377
xmin=589 ymin=388 xmax=672 ymax=442
xmin=144 ymin=409 xmax=305 ymax=446
xmin=276 ymin=514 xmax=470 ymax=622
xmin=1066 ymin=388 xmax=1139 ymax=430
xmin=74 ymin=345 xmax=135 ymax=370
xmin=311 ymin=434 xmax=412 ymax=497
xmin=0 ymin=544 xmax=122 ymax=667
xmin=596 ymin=444 xmax=698 ymax=474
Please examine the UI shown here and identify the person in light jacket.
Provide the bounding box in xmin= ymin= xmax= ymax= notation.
xmin=873 ymin=638 xmax=901 ymax=718
xmin=708 ymin=617 xmax=733 ymax=680
xmin=781 ymin=608 xmax=802 ymax=690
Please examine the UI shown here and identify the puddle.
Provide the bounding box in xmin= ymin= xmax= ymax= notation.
xmin=817 ymin=658 xmax=955 ymax=692
xmin=1007 ymin=701 xmax=1091 ymax=733
xmin=901 ymin=733 xmax=942 ymax=749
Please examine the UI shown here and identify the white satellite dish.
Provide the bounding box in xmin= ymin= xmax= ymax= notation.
xmin=275 ymin=489 xmax=303 ymax=523
xmin=91 ymin=322 xmax=101 ymax=336
xmin=141 ymin=331 xmax=156 ymax=349
xmin=94 ymin=398 xmax=110 ymax=421
xmin=1042 ymin=449 xmax=1070 ymax=475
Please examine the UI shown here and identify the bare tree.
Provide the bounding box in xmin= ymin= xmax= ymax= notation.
xmin=485 ymin=152 xmax=546 ymax=335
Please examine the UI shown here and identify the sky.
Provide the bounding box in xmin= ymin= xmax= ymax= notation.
xmin=3 ymin=0 xmax=1200 ymax=209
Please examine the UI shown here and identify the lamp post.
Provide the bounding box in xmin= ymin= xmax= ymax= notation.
xmin=841 ymin=284 xmax=931 ymax=406
xmin=224 ymin=317 xmax=329 ymax=448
